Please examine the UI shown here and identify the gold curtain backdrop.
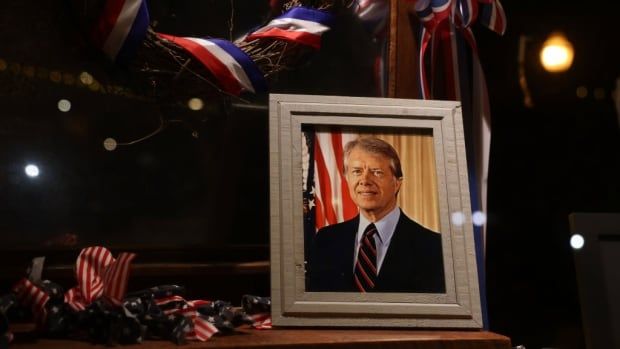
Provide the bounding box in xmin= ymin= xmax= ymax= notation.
xmin=359 ymin=130 xmax=440 ymax=233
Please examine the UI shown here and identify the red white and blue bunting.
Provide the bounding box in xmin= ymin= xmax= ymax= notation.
xmin=245 ymin=6 xmax=334 ymax=49
xmin=157 ymin=34 xmax=268 ymax=96
xmin=92 ymin=0 xmax=150 ymax=65
xmin=90 ymin=2 xmax=335 ymax=97
xmin=408 ymin=0 xmax=506 ymax=330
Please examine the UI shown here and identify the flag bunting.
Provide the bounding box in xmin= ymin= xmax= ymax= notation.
xmin=245 ymin=6 xmax=334 ymax=49
xmin=157 ymin=34 xmax=267 ymax=96
xmin=92 ymin=0 xmax=150 ymax=64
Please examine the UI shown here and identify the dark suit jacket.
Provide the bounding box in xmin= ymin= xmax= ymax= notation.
xmin=307 ymin=211 xmax=445 ymax=293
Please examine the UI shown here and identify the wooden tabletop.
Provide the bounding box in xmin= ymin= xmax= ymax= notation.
xmin=10 ymin=327 xmax=511 ymax=348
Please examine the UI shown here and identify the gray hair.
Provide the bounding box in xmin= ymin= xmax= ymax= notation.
xmin=343 ymin=137 xmax=403 ymax=178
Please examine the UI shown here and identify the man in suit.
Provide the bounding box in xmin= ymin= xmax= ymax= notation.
xmin=307 ymin=136 xmax=445 ymax=293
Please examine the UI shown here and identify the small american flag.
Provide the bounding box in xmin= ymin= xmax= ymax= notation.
xmin=308 ymin=130 xmax=359 ymax=231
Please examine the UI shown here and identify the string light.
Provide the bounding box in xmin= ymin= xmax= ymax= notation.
xmin=593 ymin=88 xmax=606 ymax=100
xmin=103 ymin=138 xmax=118 ymax=151
xmin=576 ymin=86 xmax=588 ymax=99
xmin=57 ymin=99 xmax=71 ymax=112
xmin=79 ymin=71 xmax=94 ymax=85
xmin=0 ymin=56 xmax=143 ymax=100
xmin=187 ymin=97 xmax=204 ymax=111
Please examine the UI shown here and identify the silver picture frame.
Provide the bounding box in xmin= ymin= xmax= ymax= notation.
xmin=269 ymin=94 xmax=481 ymax=328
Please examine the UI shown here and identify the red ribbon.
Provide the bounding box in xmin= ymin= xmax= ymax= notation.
xmin=65 ymin=246 xmax=136 ymax=310
xmin=12 ymin=246 xmax=223 ymax=342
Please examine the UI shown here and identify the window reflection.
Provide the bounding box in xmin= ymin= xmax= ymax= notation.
xmin=0 ymin=0 xmax=386 ymax=251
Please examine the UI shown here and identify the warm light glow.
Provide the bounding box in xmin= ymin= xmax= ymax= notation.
xmin=576 ymin=86 xmax=588 ymax=99
xmin=570 ymin=234 xmax=585 ymax=250
xmin=49 ymin=70 xmax=62 ymax=83
xmin=79 ymin=72 xmax=94 ymax=85
xmin=593 ymin=88 xmax=606 ymax=100
xmin=23 ymin=66 xmax=35 ymax=77
xmin=88 ymin=81 xmax=101 ymax=92
xmin=540 ymin=32 xmax=574 ymax=73
xmin=188 ymin=97 xmax=204 ymax=111
xmin=25 ymin=164 xmax=40 ymax=178
xmin=103 ymin=138 xmax=118 ymax=151
xmin=57 ymin=99 xmax=71 ymax=112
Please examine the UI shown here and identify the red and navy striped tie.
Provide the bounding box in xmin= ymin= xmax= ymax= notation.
xmin=354 ymin=223 xmax=378 ymax=292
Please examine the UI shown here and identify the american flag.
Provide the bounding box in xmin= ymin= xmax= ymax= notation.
xmin=12 ymin=278 xmax=50 ymax=325
xmin=305 ymin=130 xmax=359 ymax=232
xmin=64 ymin=246 xmax=136 ymax=309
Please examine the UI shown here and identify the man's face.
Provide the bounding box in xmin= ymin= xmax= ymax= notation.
xmin=345 ymin=146 xmax=402 ymax=222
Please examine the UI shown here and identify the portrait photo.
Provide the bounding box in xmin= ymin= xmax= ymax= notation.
xmin=301 ymin=127 xmax=445 ymax=293
xmin=269 ymin=94 xmax=482 ymax=328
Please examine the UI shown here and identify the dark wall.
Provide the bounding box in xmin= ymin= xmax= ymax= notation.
xmin=478 ymin=1 xmax=620 ymax=348
xmin=0 ymin=0 xmax=378 ymax=302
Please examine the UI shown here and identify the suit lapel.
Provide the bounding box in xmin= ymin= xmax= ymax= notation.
xmin=376 ymin=212 xmax=411 ymax=283
xmin=341 ymin=216 xmax=359 ymax=274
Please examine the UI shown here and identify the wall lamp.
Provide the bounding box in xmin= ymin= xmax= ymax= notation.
xmin=518 ymin=32 xmax=576 ymax=107
xmin=540 ymin=32 xmax=574 ymax=73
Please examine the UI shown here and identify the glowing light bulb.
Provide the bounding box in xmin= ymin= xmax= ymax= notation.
xmin=570 ymin=234 xmax=585 ymax=250
xmin=188 ymin=97 xmax=204 ymax=111
xmin=79 ymin=71 xmax=94 ymax=85
xmin=540 ymin=32 xmax=574 ymax=73
xmin=103 ymin=138 xmax=117 ymax=151
xmin=58 ymin=99 xmax=71 ymax=112
xmin=25 ymin=164 xmax=40 ymax=178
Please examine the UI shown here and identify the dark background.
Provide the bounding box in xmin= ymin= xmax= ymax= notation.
xmin=1 ymin=1 xmax=619 ymax=348
xmin=477 ymin=1 xmax=620 ymax=348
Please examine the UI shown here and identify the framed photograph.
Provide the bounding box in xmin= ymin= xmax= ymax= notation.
xmin=269 ymin=94 xmax=481 ymax=328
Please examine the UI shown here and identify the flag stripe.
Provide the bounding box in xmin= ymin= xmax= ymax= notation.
xmin=314 ymin=136 xmax=339 ymax=227
xmin=279 ymin=6 xmax=333 ymax=23
xmin=113 ymin=0 xmax=150 ymax=64
xmin=208 ymin=39 xmax=267 ymax=94
xmin=156 ymin=35 xmax=266 ymax=95
xmin=92 ymin=0 xmax=126 ymax=48
xmin=104 ymin=252 xmax=136 ymax=305
xmin=313 ymin=131 xmax=359 ymax=230
xmin=245 ymin=7 xmax=333 ymax=49
xmin=332 ymin=133 xmax=358 ymax=220
xmin=92 ymin=0 xmax=149 ymax=63
xmin=158 ymin=35 xmax=242 ymax=95
xmin=102 ymin=0 xmax=144 ymax=59
xmin=247 ymin=27 xmax=322 ymax=49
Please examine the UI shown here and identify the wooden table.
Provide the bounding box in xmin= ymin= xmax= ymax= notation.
xmin=9 ymin=327 xmax=511 ymax=348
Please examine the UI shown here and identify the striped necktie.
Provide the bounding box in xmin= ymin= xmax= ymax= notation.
xmin=354 ymin=223 xmax=378 ymax=292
